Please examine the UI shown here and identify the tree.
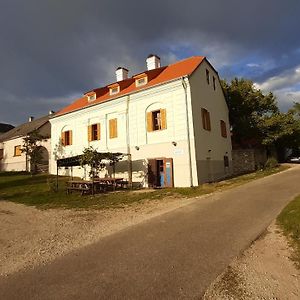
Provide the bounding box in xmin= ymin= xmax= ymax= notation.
xmin=221 ymin=78 xmax=278 ymax=147
xmin=21 ymin=130 xmax=45 ymax=174
xmin=222 ymin=79 xmax=300 ymax=160
xmin=80 ymin=147 xmax=124 ymax=180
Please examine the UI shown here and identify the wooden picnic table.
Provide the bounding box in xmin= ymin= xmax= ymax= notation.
xmin=66 ymin=178 xmax=129 ymax=195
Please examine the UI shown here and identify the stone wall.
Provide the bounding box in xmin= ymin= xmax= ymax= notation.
xmin=232 ymin=148 xmax=267 ymax=175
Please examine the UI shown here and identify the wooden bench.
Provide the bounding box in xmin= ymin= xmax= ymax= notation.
xmin=66 ymin=182 xmax=91 ymax=195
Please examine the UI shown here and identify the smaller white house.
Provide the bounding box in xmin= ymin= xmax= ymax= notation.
xmin=0 ymin=114 xmax=52 ymax=172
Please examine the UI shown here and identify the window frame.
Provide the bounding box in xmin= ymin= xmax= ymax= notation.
xmin=220 ymin=120 xmax=227 ymax=138
xmin=201 ymin=108 xmax=211 ymax=131
xmin=14 ymin=145 xmax=22 ymax=157
xmin=206 ymin=69 xmax=210 ymax=84
xmin=62 ymin=130 xmax=72 ymax=146
xmin=135 ymin=76 xmax=148 ymax=87
xmin=147 ymin=108 xmax=167 ymax=132
xmin=109 ymin=86 xmax=120 ymax=96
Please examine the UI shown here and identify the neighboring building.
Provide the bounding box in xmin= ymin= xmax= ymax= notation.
xmin=0 ymin=115 xmax=52 ymax=172
xmin=0 ymin=123 xmax=14 ymax=135
xmin=50 ymin=55 xmax=232 ymax=187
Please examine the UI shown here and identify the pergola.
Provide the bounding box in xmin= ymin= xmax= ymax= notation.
xmin=56 ymin=152 xmax=132 ymax=190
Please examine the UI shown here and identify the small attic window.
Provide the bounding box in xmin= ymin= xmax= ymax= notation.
xmin=110 ymin=86 xmax=120 ymax=95
xmin=87 ymin=93 xmax=96 ymax=102
xmin=136 ymin=76 xmax=147 ymax=87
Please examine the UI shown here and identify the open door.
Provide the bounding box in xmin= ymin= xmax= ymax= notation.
xmin=148 ymin=158 xmax=174 ymax=188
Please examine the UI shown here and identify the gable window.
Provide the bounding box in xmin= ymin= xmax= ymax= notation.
xmin=109 ymin=118 xmax=118 ymax=139
xmin=88 ymin=123 xmax=100 ymax=141
xmin=147 ymin=109 xmax=167 ymax=132
xmin=61 ymin=130 xmax=72 ymax=146
xmin=213 ymin=76 xmax=216 ymax=90
xmin=136 ymin=76 xmax=147 ymax=87
xmin=220 ymin=120 xmax=227 ymax=138
xmin=201 ymin=108 xmax=211 ymax=131
xmin=206 ymin=69 xmax=210 ymax=84
xmin=109 ymin=86 xmax=120 ymax=95
xmin=14 ymin=145 xmax=22 ymax=156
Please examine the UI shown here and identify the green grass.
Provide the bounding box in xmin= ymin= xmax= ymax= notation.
xmin=0 ymin=165 xmax=289 ymax=210
xmin=277 ymin=195 xmax=300 ymax=268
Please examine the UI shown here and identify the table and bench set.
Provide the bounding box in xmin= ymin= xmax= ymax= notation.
xmin=66 ymin=177 xmax=129 ymax=195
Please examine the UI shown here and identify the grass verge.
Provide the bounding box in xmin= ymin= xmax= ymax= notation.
xmin=0 ymin=165 xmax=289 ymax=210
xmin=277 ymin=195 xmax=300 ymax=268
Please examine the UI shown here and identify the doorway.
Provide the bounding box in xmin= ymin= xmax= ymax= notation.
xmin=148 ymin=158 xmax=173 ymax=188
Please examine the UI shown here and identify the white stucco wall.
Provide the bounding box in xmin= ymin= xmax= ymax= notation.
xmin=50 ymin=80 xmax=198 ymax=187
xmin=189 ymin=60 xmax=232 ymax=183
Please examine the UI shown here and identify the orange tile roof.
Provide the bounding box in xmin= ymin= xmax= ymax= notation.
xmin=55 ymin=56 xmax=205 ymax=117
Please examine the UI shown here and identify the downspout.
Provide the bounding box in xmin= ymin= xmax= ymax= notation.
xmin=181 ymin=77 xmax=193 ymax=187
xmin=126 ymin=95 xmax=133 ymax=189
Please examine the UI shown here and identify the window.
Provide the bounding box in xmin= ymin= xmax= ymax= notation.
xmin=61 ymin=130 xmax=72 ymax=146
xmin=110 ymin=86 xmax=120 ymax=95
xmin=87 ymin=93 xmax=96 ymax=102
xmin=147 ymin=109 xmax=167 ymax=132
xmin=109 ymin=118 xmax=118 ymax=139
xmin=88 ymin=123 xmax=100 ymax=141
xmin=206 ymin=69 xmax=210 ymax=84
xmin=201 ymin=108 xmax=211 ymax=131
xmin=0 ymin=149 xmax=3 ymax=160
xmin=136 ymin=76 xmax=147 ymax=87
xmin=213 ymin=76 xmax=216 ymax=90
xmin=14 ymin=145 xmax=22 ymax=156
xmin=224 ymin=155 xmax=229 ymax=168
xmin=220 ymin=120 xmax=227 ymax=138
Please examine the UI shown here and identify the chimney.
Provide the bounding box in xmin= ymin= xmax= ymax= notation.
xmin=116 ymin=67 xmax=129 ymax=81
xmin=28 ymin=116 xmax=34 ymax=122
xmin=48 ymin=110 xmax=55 ymax=115
xmin=146 ymin=54 xmax=161 ymax=70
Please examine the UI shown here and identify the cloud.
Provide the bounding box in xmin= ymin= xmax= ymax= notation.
xmin=1 ymin=0 xmax=300 ymax=123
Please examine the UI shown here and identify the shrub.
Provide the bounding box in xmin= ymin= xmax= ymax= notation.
xmin=264 ymin=157 xmax=279 ymax=169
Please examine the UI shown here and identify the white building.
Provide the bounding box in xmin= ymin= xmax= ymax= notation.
xmin=0 ymin=115 xmax=51 ymax=172
xmin=50 ymin=55 xmax=232 ymax=187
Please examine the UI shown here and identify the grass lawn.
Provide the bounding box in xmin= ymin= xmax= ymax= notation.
xmin=277 ymin=195 xmax=300 ymax=268
xmin=0 ymin=165 xmax=289 ymax=210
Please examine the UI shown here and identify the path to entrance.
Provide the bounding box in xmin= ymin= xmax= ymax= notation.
xmin=1 ymin=166 xmax=300 ymax=299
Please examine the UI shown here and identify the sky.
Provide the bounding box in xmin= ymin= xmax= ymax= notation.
xmin=1 ymin=0 xmax=300 ymax=125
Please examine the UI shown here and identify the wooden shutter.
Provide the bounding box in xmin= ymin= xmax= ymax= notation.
xmin=160 ymin=109 xmax=167 ymax=130
xmin=201 ymin=108 xmax=206 ymax=129
xmin=97 ymin=123 xmax=101 ymax=140
xmin=148 ymin=159 xmax=157 ymax=187
xmin=69 ymin=130 xmax=73 ymax=145
xmin=147 ymin=112 xmax=153 ymax=132
xmin=88 ymin=125 xmax=92 ymax=142
xmin=207 ymin=111 xmax=211 ymax=131
xmin=221 ymin=120 xmax=227 ymax=138
xmin=109 ymin=119 xmax=117 ymax=139
xmin=61 ymin=132 xmax=65 ymax=146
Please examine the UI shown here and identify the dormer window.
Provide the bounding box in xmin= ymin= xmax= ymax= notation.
xmin=87 ymin=93 xmax=96 ymax=102
xmin=109 ymin=85 xmax=120 ymax=95
xmin=135 ymin=76 xmax=147 ymax=87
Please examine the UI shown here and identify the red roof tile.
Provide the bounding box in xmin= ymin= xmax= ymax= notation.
xmin=55 ymin=56 xmax=205 ymax=117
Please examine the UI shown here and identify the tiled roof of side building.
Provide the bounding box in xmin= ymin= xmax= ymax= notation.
xmin=55 ymin=56 xmax=205 ymax=117
xmin=0 ymin=115 xmax=50 ymax=142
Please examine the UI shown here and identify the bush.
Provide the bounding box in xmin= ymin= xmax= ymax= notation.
xmin=264 ymin=157 xmax=279 ymax=169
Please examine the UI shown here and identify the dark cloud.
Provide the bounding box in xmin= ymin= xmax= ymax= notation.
xmin=1 ymin=0 xmax=300 ymax=124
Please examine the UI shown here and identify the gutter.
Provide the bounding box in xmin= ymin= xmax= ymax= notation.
xmin=181 ymin=76 xmax=194 ymax=187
